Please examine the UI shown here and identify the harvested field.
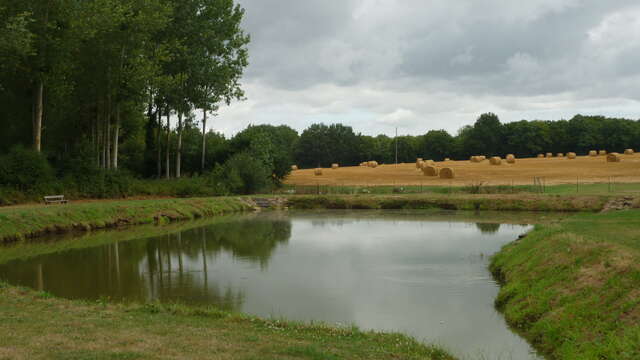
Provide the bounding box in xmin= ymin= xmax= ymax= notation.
xmin=286 ymin=154 xmax=640 ymax=186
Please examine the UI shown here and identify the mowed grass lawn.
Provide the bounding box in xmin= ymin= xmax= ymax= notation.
xmin=0 ymin=283 xmax=454 ymax=360
xmin=491 ymin=209 xmax=640 ymax=359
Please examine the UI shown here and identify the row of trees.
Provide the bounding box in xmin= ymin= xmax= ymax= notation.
xmin=0 ymin=0 xmax=248 ymax=179
xmin=293 ymin=113 xmax=640 ymax=168
xmin=110 ymin=112 xmax=638 ymax=173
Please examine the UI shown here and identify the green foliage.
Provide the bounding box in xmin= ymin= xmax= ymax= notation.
xmin=292 ymin=114 xmax=640 ymax=166
xmin=0 ymin=9 xmax=35 ymax=74
xmin=0 ymin=146 xmax=54 ymax=191
xmin=419 ymin=130 xmax=454 ymax=161
xmin=217 ymin=151 xmax=272 ymax=195
xmin=296 ymin=123 xmax=360 ymax=168
xmin=0 ymin=0 xmax=250 ymax=182
xmin=229 ymin=124 xmax=298 ymax=183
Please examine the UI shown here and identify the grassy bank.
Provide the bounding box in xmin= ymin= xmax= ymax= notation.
xmin=0 ymin=197 xmax=250 ymax=243
xmin=281 ymin=182 xmax=640 ymax=196
xmin=286 ymin=194 xmax=611 ymax=212
xmin=0 ymin=283 xmax=454 ymax=360
xmin=0 ymin=193 xmax=615 ymax=244
xmin=490 ymin=210 xmax=640 ymax=359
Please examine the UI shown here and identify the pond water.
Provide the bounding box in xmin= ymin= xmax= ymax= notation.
xmin=0 ymin=210 xmax=544 ymax=360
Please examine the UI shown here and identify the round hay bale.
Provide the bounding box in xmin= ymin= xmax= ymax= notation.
xmin=606 ymin=153 xmax=621 ymax=163
xmin=291 ymin=165 xmax=298 ymax=171
xmin=506 ymin=154 xmax=516 ymax=164
xmin=415 ymin=160 xmax=424 ymax=169
xmin=589 ymin=150 xmax=597 ymax=157
xmin=624 ymin=149 xmax=634 ymax=155
xmin=422 ymin=165 xmax=439 ymax=176
xmin=368 ymin=161 xmax=378 ymax=168
xmin=470 ymin=156 xmax=479 ymax=163
xmin=439 ymin=167 xmax=455 ymax=179
xmin=314 ymin=168 xmax=323 ymax=176
xmin=419 ymin=160 xmax=435 ymax=169
xmin=537 ymin=154 xmax=544 ymax=158
xmin=331 ymin=163 xmax=339 ymax=169
xmin=567 ymin=152 xmax=577 ymax=159
xmin=489 ymin=156 xmax=502 ymax=165
xmin=545 ymin=152 xmax=553 ymax=158
xmin=444 ymin=158 xmax=450 ymax=161
xmin=478 ymin=155 xmax=486 ymax=161
xmin=417 ymin=158 xmax=423 ymax=162
xmin=599 ymin=150 xmax=607 ymax=156
xmin=557 ymin=153 xmax=564 ymax=158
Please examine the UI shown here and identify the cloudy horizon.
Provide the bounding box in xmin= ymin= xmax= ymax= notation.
xmin=213 ymin=0 xmax=640 ymax=137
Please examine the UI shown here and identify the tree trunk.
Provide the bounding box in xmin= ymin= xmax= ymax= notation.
xmin=176 ymin=112 xmax=183 ymax=178
xmin=32 ymin=79 xmax=44 ymax=152
xmin=156 ymin=107 xmax=162 ymax=178
xmin=112 ymin=102 xmax=120 ymax=170
xmin=97 ymin=112 xmax=102 ymax=168
xmin=201 ymin=109 xmax=207 ymax=173
xmin=165 ymin=111 xmax=170 ymax=179
xmin=95 ymin=109 xmax=100 ymax=167
xmin=101 ymin=106 xmax=107 ymax=169
xmin=106 ymin=106 xmax=111 ymax=170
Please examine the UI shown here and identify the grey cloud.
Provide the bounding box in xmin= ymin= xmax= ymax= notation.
xmin=215 ymin=1 xmax=640 ymax=137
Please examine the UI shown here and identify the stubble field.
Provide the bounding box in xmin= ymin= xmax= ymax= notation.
xmin=285 ymin=154 xmax=640 ymax=186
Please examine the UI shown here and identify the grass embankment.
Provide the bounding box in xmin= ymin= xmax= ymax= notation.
xmin=282 ymin=182 xmax=640 ymax=196
xmin=0 ymin=283 xmax=454 ymax=360
xmin=490 ymin=210 xmax=640 ymax=359
xmin=0 ymin=197 xmax=250 ymax=243
xmin=0 ymin=216 xmax=250 ymax=265
xmin=0 ymin=193 xmax=612 ymax=244
xmin=287 ymin=194 xmax=610 ymax=212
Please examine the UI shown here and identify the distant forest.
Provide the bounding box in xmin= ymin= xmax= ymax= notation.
xmin=1 ymin=1 xmax=639 ymax=199
xmin=292 ymin=113 xmax=640 ymax=168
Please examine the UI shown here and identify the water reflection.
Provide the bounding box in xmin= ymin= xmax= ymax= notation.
xmin=476 ymin=222 xmax=501 ymax=234
xmin=0 ymin=216 xmax=291 ymax=308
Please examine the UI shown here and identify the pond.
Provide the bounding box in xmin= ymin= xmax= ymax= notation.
xmin=0 ymin=210 xmax=546 ymax=360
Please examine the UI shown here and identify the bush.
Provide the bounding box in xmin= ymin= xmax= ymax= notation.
xmin=0 ymin=146 xmax=55 ymax=192
xmin=208 ymin=152 xmax=272 ymax=195
xmin=174 ymin=177 xmax=211 ymax=197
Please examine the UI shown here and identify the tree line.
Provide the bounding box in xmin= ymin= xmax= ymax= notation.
xmin=0 ymin=0 xmax=248 ymax=178
xmin=293 ymin=113 xmax=640 ymax=168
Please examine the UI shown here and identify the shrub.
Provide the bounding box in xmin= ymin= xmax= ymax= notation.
xmin=174 ymin=177 xmax=211 ymax=197
xmin=0 ymin=146 xmax=55 ymax=191
xmin=213 ymin=151 xmax=272 ymax=195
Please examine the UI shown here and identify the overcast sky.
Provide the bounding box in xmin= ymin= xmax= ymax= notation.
xmin=213 ymin=0 xmax=640 ymax=137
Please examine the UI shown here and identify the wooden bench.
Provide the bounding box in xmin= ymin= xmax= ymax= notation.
xmin=44 ymin=195 xmax=68 ymax=205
